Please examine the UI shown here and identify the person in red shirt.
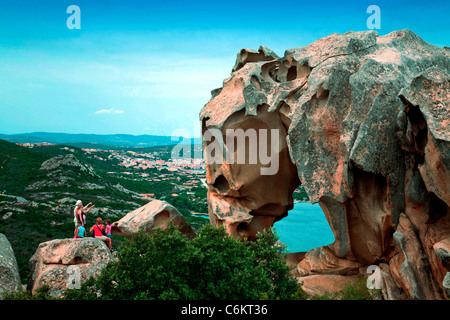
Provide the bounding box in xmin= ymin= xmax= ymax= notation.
xmin=90 ymin=217 xmax=112 ymax=251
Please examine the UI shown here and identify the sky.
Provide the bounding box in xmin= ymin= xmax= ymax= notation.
xmin=0 ymin=0 xmax=448 ymax=137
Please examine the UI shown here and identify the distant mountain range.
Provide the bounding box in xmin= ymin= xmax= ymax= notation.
xmin=0 ymin=132 xmax=202 ymax=149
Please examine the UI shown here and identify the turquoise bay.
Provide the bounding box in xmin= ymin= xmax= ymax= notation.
xmin=274 ymin=202 xmax=335 ymax=253
xmin=196 ymin=202 xmax=335 ymax=253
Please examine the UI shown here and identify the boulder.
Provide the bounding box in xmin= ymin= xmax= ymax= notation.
xmin=112 ymin=200 xmax=196 ymax=240
xmin=297 ymin=246 xmax=364 ymax=276
xmin=297 ymin=274 xmax=360 ymax=298
xmin=0 ymin=234 xmax=21 ymax=299
xmin=27 ymin=238 xmax=113 ymax=298
xmin=200 ymin=29 xmax=450 ymax=299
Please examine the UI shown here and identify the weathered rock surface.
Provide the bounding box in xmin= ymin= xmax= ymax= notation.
xmin=297 ymin=274 xmax=360 ymax=298
xmin=27 ymin=238 xmax=113 ymax=298
xmin=389 ymin=214 xmax=443 ymax=299
xmin=39 ymin=154 xmax=96 ymax=175
xmin=297 ymin=246 xmax=364 ymax=276
xmin=112 ymin=200 xmax=196 ymax=240
xmin=0 ymin=234 xmax=21 ymax=299
xmin=443 ymin=272 xmax=450 ymax=296
xmin=200 ymin=29 xmax=450 ymax=299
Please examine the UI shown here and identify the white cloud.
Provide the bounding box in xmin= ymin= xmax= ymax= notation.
xmin=94 ymin=108 xmax=124 ymax=115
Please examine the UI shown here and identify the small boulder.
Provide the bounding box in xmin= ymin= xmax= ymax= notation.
xmin=112 ymin=200 xmax=196 ymax=239
xmin=27 ymin=238 xmax=113 ymax=298
xmin=297 ymin=274 xmax=360 ymax=298
xmin=0 ymin=234 xmax=21 ymax=299
xmin=297 ymin=246 xmax=364 ymax=276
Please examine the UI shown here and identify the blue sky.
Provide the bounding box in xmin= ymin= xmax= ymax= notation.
xmin=0 ymin=0 xmax=448 ymax=137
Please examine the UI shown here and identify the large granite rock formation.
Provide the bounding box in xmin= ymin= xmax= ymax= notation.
xmin=27 ymin=238 xmax=113 ymax=298
xmin=112 ymin=200 xmax=196 ymax=240
xmin=0 ymin=233 xmax=21 ymax=299
xmin=200 ymin=29 xmax=450 ymax=299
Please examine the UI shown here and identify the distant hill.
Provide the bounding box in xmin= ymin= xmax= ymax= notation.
xmin=0 ymin=132 xmax=202 ymax=149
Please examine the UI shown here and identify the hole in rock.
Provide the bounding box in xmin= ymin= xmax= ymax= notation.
xmin=236 ymin=222 xmax=249 ymax=237
xmin=233 ymin=49 xmax=278 ymax=72
xmin=427 ymin=192 xmax=448 ymax=224
xmin=261 ymin=61 xmax=281 ymax=83
xmin=297 ymin=63 xmax=311 ymax=79
xmin=213 ymin=174 xmax=230 ymax=194
xmin=73 ymin=256 xmax=83 ymax=264
xmin=273 ymin=199 xmax=335 ymax=253
xmin=270 ymin=144 xmax=334 ymax=253
xmin=286 ymin=66 xmax=297 ymax=81
xmin=316 ymin=83 xmax=329 ymax=107
xmin=251 ymin=75 xmax=262 ymax=90
xmin=402 ymin=98 xmax=428 ymax=164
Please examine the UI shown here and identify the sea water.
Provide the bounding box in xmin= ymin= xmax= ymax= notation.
xmin=274 ymin=202 xmax=335 ymax=253
xmin=197 ymin=202 xmax=335 ymax=253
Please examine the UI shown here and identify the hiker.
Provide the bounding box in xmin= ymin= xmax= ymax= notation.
xmin=90 ymin=217 xmax=112 ymax=252
xmin=104 ymin=219 xmax=112 ymax=238
xmin=73 ymin=221 xmax=87 ymax=239
xmin=104 ymin=219 xmax=117 ymax=252
xmin=74 ymin=200 xmax=95 ymax=227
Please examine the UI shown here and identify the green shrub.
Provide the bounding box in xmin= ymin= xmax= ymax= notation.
xmin=337 ymin=277 xmax=378 ymax=300
xmin=308 ymin=277 xmax=379 ymax=300
xmin=3 ymin=285 xmax=55 ymax=300
xmin=64 ymin=223 xmax=299 ymax=300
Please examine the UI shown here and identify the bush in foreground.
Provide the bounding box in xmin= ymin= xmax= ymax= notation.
xmin=63 ymin=223 xmax=300 ymax=300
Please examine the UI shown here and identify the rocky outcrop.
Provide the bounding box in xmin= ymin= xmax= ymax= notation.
xmin=297 ymin=274 xmax=360 ymax=298
xmin=297 ymin=246 xmax=364 ymax=277
xmin=40 ymin=153 xmax=96 ymax=174
xmin=200 ymin=29 xmax=450 ymax=299
xmin=28 ymin=153 xmax=140 ymax=199
xmin=27 ymin=238 xmax=113 ymax=298
xmin=0 ymin=234 xmax=21 ymax=299
xmin=112 ymin=200 xmax=196 ymax=240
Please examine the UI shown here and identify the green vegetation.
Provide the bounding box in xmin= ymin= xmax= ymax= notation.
xmin=306 ymin=277 xmax=380 ymax=300
xmin=3 ymin=285 xmax=56 ymax=301
xmin=63 ymin=223 xmax=299 ymax=300
xmin=0 ymin=139 xmax=49 ymax=195
xmin=292 ymin=185 xmax=309 ymax=202
xmin=4 ymin=223 xmax=379 ymax=301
